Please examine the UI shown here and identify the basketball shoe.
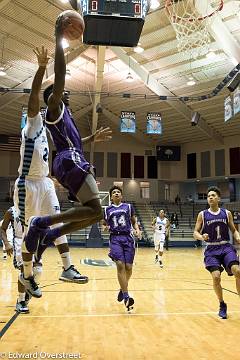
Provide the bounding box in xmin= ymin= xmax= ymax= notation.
xmin=218 ymin=302 xmax=227 ymax=319
xmin=124 ymin=297 xmax=134 ymax=312
xmin=155 ymin=255 xmax=158 ymax=263
xmin=15 ymin=300 xmax=29 ymax=314
xmin=117 ymin=290 xmax=124 ymax=302
xmin=19 ymin=273 xmax=42 ymax=298
xmin=159 ymin=260 xmax=163 ymax=268
xmin=25 ymin=292 xmax=32 ymax=305
xmin=59 ymin=265 xmax=89 ymax=284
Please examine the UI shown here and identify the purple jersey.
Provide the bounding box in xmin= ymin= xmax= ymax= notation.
xmin=46 ymin=102 xmax=84 ymax=153
xmin=202 ymin=208 xmax=230 ymax=243
xmin=45 ymin=102 xmax=91 ymax=195
xmin=105 ymin=203 xmax=134 ymax=235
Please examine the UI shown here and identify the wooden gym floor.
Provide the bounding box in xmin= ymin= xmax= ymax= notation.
xmin=0 ymin=247 xmax=239 ymax=359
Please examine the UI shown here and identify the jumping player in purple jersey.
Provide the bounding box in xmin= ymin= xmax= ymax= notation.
xmin=194 ymin=186 xmax=240 ymax=319
xmin=23 ymin=15 xmax=112 ymax=263
xmin=102 ymin=186 xmax=141 ymax=311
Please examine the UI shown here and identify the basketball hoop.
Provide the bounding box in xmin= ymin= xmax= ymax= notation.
xmin=165 ymin=1 xmax=224 ymax=58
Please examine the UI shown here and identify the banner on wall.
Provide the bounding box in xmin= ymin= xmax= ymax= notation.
xmin=146 ymin=112 xmax=162 ymax=134
xmin=224 ymin=96 xmax=233 ymax=122
xmin=120 ymin=111 xmax=136 ymax=133
xmin=233 ymin=86 xmax=240 ymax=116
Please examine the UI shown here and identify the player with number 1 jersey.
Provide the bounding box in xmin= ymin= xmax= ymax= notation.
xmin=194 ymin=186 xmax=240 ymax=319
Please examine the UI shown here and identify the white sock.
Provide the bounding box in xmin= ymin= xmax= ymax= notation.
xmin=18 ymin=292 xmax=25 ymax=302
xmin=23 ymin=261 xmax=33 ymax=278
xmin=159 ymin=256 xmax=162 ymax=261
xmin=60 ymin=252 xmax=71 ymax=270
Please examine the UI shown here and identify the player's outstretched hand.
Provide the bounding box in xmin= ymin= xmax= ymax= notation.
xmin=94 ymin=127 xmax=112 ymax=142
xmin=55 ymin=14 xmax=65 ymax=38
xmin=33 ymin=46 xmax=50 ymax=67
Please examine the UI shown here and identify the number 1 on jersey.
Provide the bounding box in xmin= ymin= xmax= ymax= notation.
xmin=215 ymin=225 xmax=221 ymax=240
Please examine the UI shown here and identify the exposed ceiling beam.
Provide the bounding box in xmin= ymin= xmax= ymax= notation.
xmin=0 ymin=44 xmax=88 ymax=110
xmin=73 ymin=104 xmax=92 ymax=120
xmin=90 ymin=46 xmax=106 ymax=159
xmin=195 ymin=0 xmax=240 ymax=62
xmin=111 ymin=47 xmax=224 ymax=144
xmin=0 ymin=0 xmax=12 ymax=11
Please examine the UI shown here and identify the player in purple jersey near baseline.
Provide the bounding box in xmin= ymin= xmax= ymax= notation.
xmin=22 ymin=14 xmax=112 ymax=286
xmin=194 ymin=186 xmax=240 ymax=319
xmin=102 ymin=186 xmax=141 ymax=311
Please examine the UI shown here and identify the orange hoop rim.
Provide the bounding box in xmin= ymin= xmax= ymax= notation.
xmin=165 ymin=0 xmax=224 ymax=22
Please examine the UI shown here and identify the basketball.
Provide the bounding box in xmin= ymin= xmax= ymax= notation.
xmin=59 ymin=10 xmax=85 ymax=41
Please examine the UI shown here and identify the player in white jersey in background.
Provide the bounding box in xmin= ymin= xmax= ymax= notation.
xmin=152 ymin=210 xmax=170 ymax=267
xmin=14 ymin=46 xmax=88 ymax=298
xmin=0 ymin=206 xmax=35 ymax=313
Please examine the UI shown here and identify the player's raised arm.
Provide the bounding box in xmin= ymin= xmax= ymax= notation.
xmin=47 ymin=16 xmax=66 ymax=117
xmin=28 ymin=46 xmax=49 ymax=118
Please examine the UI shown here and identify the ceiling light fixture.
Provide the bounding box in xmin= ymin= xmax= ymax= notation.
xmin=126 ymin=72 xmax=134 ymax=82
xmin=187 ymin=80 xmax=196 ymax=86
xmin=0 ymin=69 xmax=6 ymax=76
xmin=134 ymin=46 xmax=144 ymax=53
xmin=126 ymin=57 xmax=134 ymax=82
xmin=150 ymin=0 xmax=160 ymax=10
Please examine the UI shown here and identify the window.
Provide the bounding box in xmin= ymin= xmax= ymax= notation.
xmin=140 ymin=182 xmax=150 ymax=199
xmin=198 ymin=193 xmax=207 ymax=200
xmin=113 ymin=181 xmax=123 ymax=188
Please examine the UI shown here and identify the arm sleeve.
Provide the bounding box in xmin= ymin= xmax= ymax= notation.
xmin=24 ymin=112 xmax=43 ymax=138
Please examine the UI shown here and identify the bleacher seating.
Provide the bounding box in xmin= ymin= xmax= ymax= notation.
xmin=135 ymin=202 xmax=207 ymax=247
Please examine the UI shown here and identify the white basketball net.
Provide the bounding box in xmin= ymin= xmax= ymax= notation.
xmin=165 ymin=0 xmax=224 ymax=58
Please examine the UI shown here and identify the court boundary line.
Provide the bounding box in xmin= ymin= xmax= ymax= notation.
xmin=0 ymin=311 xmax=19 ymax=339
xmin=1 ymin=310 xmax=240 ymax=319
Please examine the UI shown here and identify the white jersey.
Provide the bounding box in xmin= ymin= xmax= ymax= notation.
xmin=154 ymin=217 xmax=168 ymax=234
xmin=18 ymin=112 xmax=49 ymax=178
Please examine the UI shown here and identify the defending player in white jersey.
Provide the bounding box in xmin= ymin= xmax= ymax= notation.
xmin=14 ymin=46 xmax=88 ymax=299
xmin=152 ymin=210 xmax=170 ymax=267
